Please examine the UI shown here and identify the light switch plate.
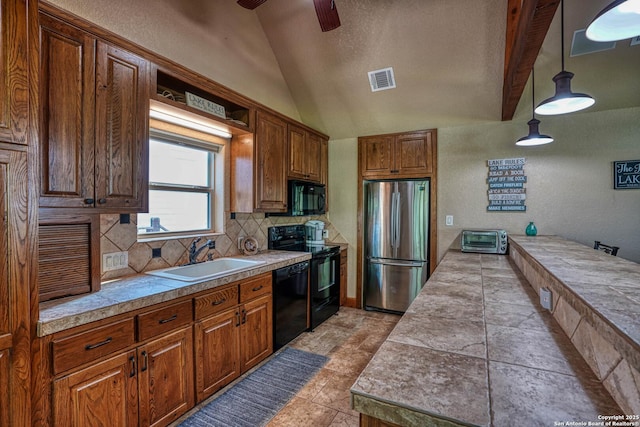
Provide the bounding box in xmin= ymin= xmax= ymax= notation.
xmin=445 ymin=215 xmax=454 ymax=226
xmin=102 ymin=251 xmax=129 ymax=272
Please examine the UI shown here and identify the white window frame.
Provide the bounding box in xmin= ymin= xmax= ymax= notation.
xmin=137 ymin=125 xmax=227 ymax=241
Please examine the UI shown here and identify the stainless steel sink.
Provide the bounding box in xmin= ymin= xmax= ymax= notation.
xmin=146 ymin=258 xmax=265 ymax=282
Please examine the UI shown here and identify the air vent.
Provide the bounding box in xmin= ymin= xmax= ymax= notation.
xmin=571 ymin=29 xmax=616 ymax=57
xmin=368 ymin=67 xmax=396 ymax=92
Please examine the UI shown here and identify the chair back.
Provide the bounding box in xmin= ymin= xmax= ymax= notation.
xmin=594 ymin=241 xmax=619 ymax=256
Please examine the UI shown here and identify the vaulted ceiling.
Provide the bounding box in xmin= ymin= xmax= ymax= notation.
xmin=251 ymin=0 xmax=640 ymax=139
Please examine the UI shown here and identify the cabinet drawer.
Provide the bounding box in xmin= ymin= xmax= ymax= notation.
xmin=194 ymin=285 xmax=239 ymax=320
xmin=52 ymin=318 xmax=135 ymax=374
xmin=137 ymin=300 xmax=193 ymax=342
xmin=239 ymin=273 xmax=272 ymax=303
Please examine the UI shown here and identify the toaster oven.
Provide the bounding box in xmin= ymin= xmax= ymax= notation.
xmin=461 ymin=229 xmax=508 ymax=254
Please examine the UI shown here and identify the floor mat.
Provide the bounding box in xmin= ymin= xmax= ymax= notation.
xmin=178 ymin=347 xmax=328 ymax=427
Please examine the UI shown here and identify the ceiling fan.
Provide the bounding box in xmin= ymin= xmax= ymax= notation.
xmin=237 ymin=0 xmax=341 ymax=32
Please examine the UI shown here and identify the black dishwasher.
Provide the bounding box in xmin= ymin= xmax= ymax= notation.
xmin=273 ymin=261 xmax=310 ymax=350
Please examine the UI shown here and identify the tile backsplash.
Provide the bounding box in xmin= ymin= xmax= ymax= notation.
xmin=100 ymin=213 xmax=347 ymax=281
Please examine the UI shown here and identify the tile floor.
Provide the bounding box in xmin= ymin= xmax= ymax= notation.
xmin=172 ymin=307 xmax=400 ymax=427
xmin=267 ymin=307 xmax=400 ymax=427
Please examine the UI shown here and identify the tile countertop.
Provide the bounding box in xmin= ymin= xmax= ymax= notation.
xmin=350 ymin=250 xmax=624 ymax=427
xmin=508 ymin=234 xmax=640 ymax=355
xmin=38 ymin=251 xmax=311 ymax=337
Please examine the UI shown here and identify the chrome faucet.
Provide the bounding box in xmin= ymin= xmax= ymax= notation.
xmin=188 ymin=237 xmax=215 ymax=265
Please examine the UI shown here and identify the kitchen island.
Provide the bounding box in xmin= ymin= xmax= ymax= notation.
xmin=350 ymin=237 xmax=638 ymax=426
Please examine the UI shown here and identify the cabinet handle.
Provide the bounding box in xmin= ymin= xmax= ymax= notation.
xmin=212 ymin=298 xmax=226 ymax=306
xmin=158 ymin=314 xmax=177 ymax=324
xmin=129 ymin=356 xmax=136 ymax=377
xmin=141 ymin=351 xmax=148 ymax=372
xmin=84 ymin=337 xmax=112 ymax=350
xmin=84 ymin=198 xmax=95 ymax=205
xmin=241 ymin=309 xmax=247 ymax=324
xmin=98 ymin=198 xmax=107 ymax=204
xmin=390 ymin=170 xmax=400 ymax=174
xmin=235 ymin=311 xmax=240 ymax=327
xmin=251 ymin=285 xmax=263 ymax=292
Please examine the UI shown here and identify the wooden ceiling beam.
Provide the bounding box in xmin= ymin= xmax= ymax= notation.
xmin=502 ymin=0 xmax=560 ymax=121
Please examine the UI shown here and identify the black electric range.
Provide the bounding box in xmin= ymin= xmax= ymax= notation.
xmin=268 ymin=225 xmax=341 ymax=331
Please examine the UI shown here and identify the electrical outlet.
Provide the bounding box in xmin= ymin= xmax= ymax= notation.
xmin=102 ymin=251 xmax=129 ymax=272
xmin=540 ymin=287 xmax=553 ymax=311
xmin=445 ymin=215 xmax=454 ymax=226
xmin=322 ymin=229 xmax=329 ymax=239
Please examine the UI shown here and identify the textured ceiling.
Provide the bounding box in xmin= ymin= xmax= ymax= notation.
xmin=253 ymin=0 xmax=640 ymax=139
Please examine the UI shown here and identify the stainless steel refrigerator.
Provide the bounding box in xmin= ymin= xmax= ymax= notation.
xmin=364 ymin=179 xmax=430 ymax=313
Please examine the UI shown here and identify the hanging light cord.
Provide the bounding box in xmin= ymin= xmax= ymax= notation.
xmin=531 ymin=68 xmax=536 ymax=118
xmin=560 ymin=0 xmax=565 ymax=71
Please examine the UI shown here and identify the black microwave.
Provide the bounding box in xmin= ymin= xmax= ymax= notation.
xmin=288 ymin=181 xmax=326 ymax=216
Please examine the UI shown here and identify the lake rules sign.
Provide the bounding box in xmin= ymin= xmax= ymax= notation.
xmin=614 ymin=160 xmax=640 ymax=189
xmin=487 ymin=158 xmax=527 ymax=212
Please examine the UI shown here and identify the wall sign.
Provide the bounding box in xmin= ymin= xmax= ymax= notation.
xmin=613 ymin=160 xmax=640 ymax=189
xmin=185 ymin=91 xmax=226 ymax=119
xmin=486 ymin=158 xmax=527 ymax=212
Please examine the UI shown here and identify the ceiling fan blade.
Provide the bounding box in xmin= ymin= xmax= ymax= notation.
xmin=237 ymin=0 xmax=267 ymax=10
xmin=313 ymin=0 xmax=341 ymax=32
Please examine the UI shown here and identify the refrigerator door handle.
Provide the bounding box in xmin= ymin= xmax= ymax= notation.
xmin=390 ymin=191 xmax=398 ymax=250
xmin=369 ymin=259 xmax=425 ymax=268
xmin=394 ymin=191 xmax=401 ymax=249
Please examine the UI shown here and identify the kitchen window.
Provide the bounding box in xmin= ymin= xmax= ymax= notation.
xmin=138 ymin=127 xmax=226 ymax=239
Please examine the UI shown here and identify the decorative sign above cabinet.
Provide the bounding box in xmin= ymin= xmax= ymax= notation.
xmin=486 ymin=158 xmax=527 ymax=212
xmin=613 ymin=160 xmax=640 ymax=189
xmin=186 ymin=91 xmax=226 ymax=119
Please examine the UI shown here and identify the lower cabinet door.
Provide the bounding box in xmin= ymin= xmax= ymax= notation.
xmin=240 ymin=294 xmax=273 ymax=373
xmin=52 ymin=350 xmax=138 ymax=427
xmin=195 ymin=308 xmax=241 ymax=401
xmin=137 ymin=326 xmax=194 ymax=427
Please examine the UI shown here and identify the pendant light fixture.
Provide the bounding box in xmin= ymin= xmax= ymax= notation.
xmin=586 ymin=0 xmax=640 ymax=42
xmin=535 ymin=0 xmax=595 ymax=116
xmin=517 ymin=69 xmax=554 ymax=146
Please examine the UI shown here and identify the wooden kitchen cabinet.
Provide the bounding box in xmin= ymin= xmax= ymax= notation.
xmin=194 ymin=307 xmax=241 ymax=401
xmin=359 ymin=130 xmax=435 ymax=178
xmin=138 ymin=326 xmax=194 ymax=427
xmin=240 ymin=293 xmax=273 ymax=372
xmin=38 ymin=11 xmax=149 ymax=212
xmin=288 ymin=124 xmax=321 ymax=182
xmin=254 ymin=110 xmax=287 ymax=212
xmin=0 ymin=0 xmax=28 ymax=145
xmin=340 ymin=248 xmax=347 ymax=306
xmin=194 ymin=273 xmax=273 ymax=400
xmin=51 ymin=325 xmax=193 ymax=427
xmin=0 ymin=149 xmax=30 ymax=427
xmin=52 ymin=350 xmax=138 ymax=427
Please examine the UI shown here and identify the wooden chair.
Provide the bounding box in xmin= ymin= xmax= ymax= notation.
xmin=594 ymin=241 xmax=619 ymax=256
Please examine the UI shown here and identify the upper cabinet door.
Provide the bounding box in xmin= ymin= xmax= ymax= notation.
xmin=38 ymin=13 xmax=96 ymax=208
xmin=287 ymin=124 xmax=322 ymax=183
xmin=0 ymin=0 xmax=28 ymax=145
xmin=395 ymin=132 xmax=434 ymax=176
xmin=305 ymin=132 xmax=322 ymax=182
xmin=287 ymin=124 xmax=307 ymax=180
xmin=94 ymin=42 xmax=149 ymax=211
xmin=360 ymin=136 xmax=394 ymax=177
xmin=254 ymin=111 xmax=287 ymax=212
